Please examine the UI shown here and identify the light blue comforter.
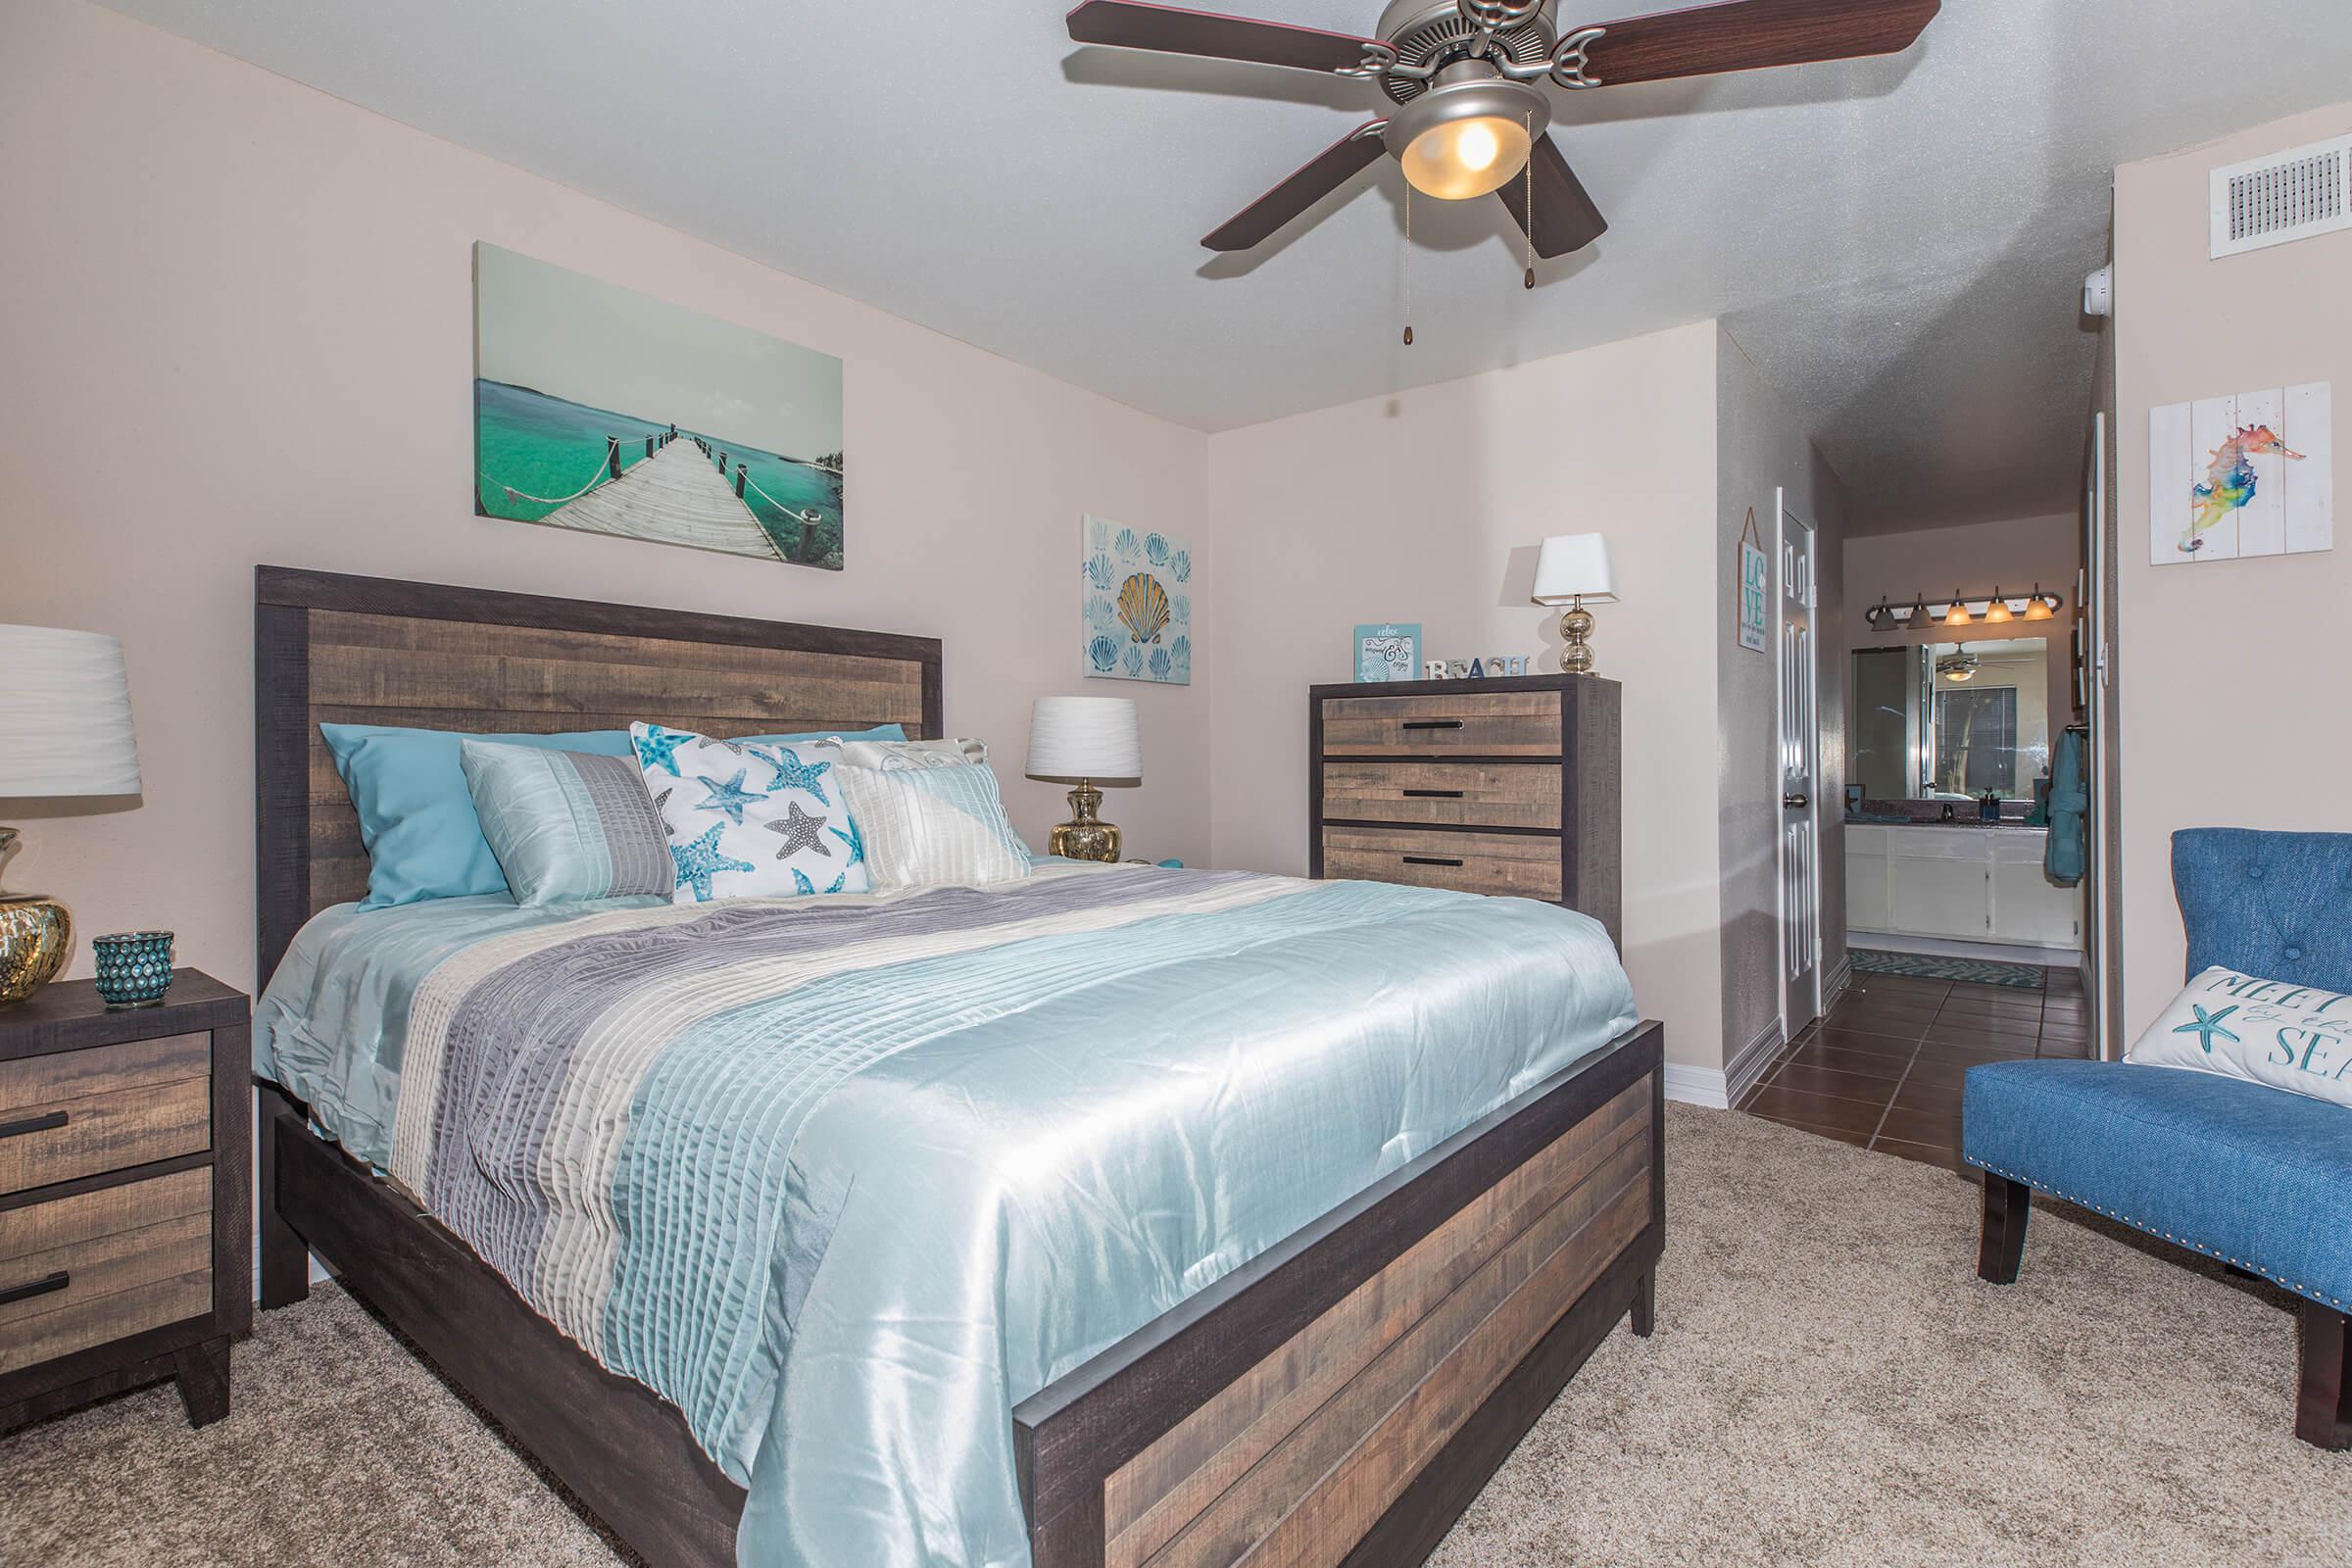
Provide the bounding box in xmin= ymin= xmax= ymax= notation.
xmin=255 ymin=863 xmax=1637 ymax=1566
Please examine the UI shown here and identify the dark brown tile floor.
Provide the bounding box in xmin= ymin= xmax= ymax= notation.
xmin=1737 ymin=965 xmax=2089 ymax=1172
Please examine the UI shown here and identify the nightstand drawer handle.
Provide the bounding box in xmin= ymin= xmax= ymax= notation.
xmin=1401 ymin=789 xmax=1465 ymax=799
xmin=1399 ymin=719 xmax=1464 ymax=731
xmin=0 ymin=1270 xmax=70 ymax=1308
xmin=1402 ymin=856 xmax=1465 ymax=868
xmin=0 ymin=1110 xmax=68 ymax=1141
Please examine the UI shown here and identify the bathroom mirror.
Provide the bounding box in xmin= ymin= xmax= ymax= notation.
xmin=1850 ymin=637 xmax=2052 ymax=803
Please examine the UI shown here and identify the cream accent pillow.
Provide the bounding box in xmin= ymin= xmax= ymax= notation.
xmin=837 ymin=760 xmax=1032 ymax=891
xmin=2126 ymin=965 xmax=2352 ymax=1109
xmin=817 ymin=735 xmax=990 ymax=771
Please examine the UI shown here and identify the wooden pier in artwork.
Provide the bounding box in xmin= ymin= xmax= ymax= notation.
xmin=532 ymin=432 xmax=785 ymax=560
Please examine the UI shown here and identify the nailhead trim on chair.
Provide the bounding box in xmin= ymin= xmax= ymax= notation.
xmin=1965 ymin=1157 xmax=2347 ymax=1310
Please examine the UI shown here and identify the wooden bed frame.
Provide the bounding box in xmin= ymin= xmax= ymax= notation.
xmin=252 ymin=565 xmax=1664 ymax=1568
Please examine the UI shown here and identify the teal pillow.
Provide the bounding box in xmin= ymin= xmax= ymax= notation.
xmin=321 ymin=722 xmax=906 ymax=909
xmin=459 ymin=741 xmax=676 ymax=905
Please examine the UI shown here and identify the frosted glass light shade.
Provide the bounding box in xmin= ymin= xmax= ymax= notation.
xmin=1532 ymin=534 xmax=1616 ymax=606
xmin=1400 ymin=115 xmax=1534 ymax=201
xmin=0 ymin=625 xmax=142 ymax=797
xmin=1027 ymin=697 xmax=1142 ymax=783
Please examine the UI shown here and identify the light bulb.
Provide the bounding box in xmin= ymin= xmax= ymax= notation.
xmin=2023 ymin=587 xmax=2054 ymax=621
xmin=1400 ymin=115 xmax=1533 ymax=201
xmin=1944 ymin=592 xmax=1972 ymax=627
xmin=1984 ymin=589 xmax=2012 ymax=623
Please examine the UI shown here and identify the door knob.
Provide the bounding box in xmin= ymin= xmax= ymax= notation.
xmin=1783 ymin=792 xmax=1810 ymax=809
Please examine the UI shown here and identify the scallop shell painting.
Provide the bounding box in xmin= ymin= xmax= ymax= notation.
xmin=1083 ymin=514 xmax=1192 ymax=685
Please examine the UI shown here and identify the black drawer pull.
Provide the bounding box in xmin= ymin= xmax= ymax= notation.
xmin=1399 ymin=719 xmax=1464 ymax=731
xmin=0 ymin=1110 xmax=67 ymax=1141
xmin=1401 ymin=789 xmax=1465 ymax=799
xmin=1402 ymin=856 xmax=1466 ymax=868
xmin=0 ymin=1270 xmax=70 ymax=1308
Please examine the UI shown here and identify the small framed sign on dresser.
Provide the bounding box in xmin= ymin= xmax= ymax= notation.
xmin=0 ymin=971 xmax=251 ymax=1432
xmin=1308 ymin=673 xmax=1623 ymax=945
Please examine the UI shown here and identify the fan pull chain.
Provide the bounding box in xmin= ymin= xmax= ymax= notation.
xmin=1524 ymin=110 xmax=1537 ymax=289
xmin=1402 ymin=183 xmax=1414 ymax=347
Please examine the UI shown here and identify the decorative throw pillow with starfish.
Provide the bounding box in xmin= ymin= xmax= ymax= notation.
xmin=2127 ymin=965 xmax=2352 ymax=1111
xmin=629 ymin=722 xmax=872 ymax=904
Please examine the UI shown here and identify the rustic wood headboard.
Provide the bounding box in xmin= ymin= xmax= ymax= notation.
xmin=254 ymin=566 xmax=943 ymax=985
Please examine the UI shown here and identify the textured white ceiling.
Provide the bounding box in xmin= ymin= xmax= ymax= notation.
xmin=100 ymin=0 xmax=2352 ymax=531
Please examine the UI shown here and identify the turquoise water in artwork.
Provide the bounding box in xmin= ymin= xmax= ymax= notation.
xmin=474 ymin=380 xmax=844 ymax=564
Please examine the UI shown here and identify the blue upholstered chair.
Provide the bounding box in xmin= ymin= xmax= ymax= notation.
xmin=1962 ymin=828 xmax=2352 ymax=1449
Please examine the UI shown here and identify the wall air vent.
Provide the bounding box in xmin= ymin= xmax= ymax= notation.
xmin=2210 ymin=134 xmax=2352 ymax=258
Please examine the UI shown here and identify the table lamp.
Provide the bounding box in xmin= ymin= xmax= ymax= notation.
xmin=1532 ymin=533 xmax=1617 ymax=674
xmin=0 ymin=625 xmax=143 ymax=1004
xmin=1026 ymin=696 xmax=1142 ymax=863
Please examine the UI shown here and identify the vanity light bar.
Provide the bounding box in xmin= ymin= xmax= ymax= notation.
xmin=1864 ymin=587 xmax=2064 ymax=629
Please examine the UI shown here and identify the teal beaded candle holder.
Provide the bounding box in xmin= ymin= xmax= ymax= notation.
xmin=92 ymin=931 xmax=174 ymax=1008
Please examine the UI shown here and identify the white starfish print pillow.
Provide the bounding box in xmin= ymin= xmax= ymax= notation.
xmin=629 ymin=723 xmax=871 ymax=904
xmin=2127 ymin=965 xmax=2352 ymax=1110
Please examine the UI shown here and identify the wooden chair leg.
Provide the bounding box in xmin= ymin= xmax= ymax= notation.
xmin=1631 ymin=1271 xmax=1655 ymax=1339
xmin=1977 ymin=1176 xmax=2031 ymax=1284
xmin=2297 ymin=1300 xmax=2351 ymax=1449
xmin=257 ymin=1083 xmax=312 ymax=1309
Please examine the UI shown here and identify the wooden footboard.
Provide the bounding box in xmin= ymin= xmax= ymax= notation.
xmin=1016 ymin=1021 xmax=1665 ymax=1568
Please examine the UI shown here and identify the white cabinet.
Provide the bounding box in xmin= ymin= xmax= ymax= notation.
xmin=1846 ymin=826 xmax=1891 ymax=932
xmin=1846 ymin=825 xmax=2082 ymax=950
xmin=1991 ymin=832 xmax=2082 ymax=946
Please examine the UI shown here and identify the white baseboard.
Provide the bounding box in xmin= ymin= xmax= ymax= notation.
xmin=1726 ymin=1019 xmax=1785 ymax=1106
xmin=1847 ymin=930 xmax=2081 ymax=968
xmin=1825 ymin=955 xmax=1854 ymax=1002
xmin=1662 ymin=1062 xmax=1730 ymax=1109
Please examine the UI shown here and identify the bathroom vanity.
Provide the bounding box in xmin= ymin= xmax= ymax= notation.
xmin=1846 ymin=822 xmax=2082 ymax=949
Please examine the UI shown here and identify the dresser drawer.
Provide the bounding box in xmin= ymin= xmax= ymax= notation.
xmin=1320 ymin=691 xmax=1561 ymax=757
xmin=1321 ymin=761 xmax=1562 ymax=830
xmin=0 ymin=1034 xmax=212 ymax=1197
xmin=1321 ymin=826 xmax=1563 ymax=901
xmin=0 ymin=1167 xmax=213 ymax=1374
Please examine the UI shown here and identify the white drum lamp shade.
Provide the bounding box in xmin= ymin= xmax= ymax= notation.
xmin=1531 ymin=534 xmax=1617 ymax=606
xmin=0 ymin=625 xmax=142 ymax=797
xmin=1026 ymin=697 xmax=1143 ymax=783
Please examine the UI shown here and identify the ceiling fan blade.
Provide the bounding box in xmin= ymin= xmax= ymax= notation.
xmin=1202 ymin=125 xmax=1389 ymax=251
xmin=1570 ymin=0 xmax=1939 ymax=86
xmin=1067 ymin=0 xmax=1384 ymax=74
xmin=1496 ymin=136 xmax=1608 ymax=259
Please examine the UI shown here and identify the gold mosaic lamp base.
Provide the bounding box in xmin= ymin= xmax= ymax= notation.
xmin=1 ymin=831 xmax=74 ymax=1005
xmin=1047 ymin=781 xmax=1122 ymax=863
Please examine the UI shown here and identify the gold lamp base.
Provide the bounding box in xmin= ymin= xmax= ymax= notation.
xmin=1047 ymin=781 xmax=1122 ymax=863
xmin=2 ymin=828 xmax=73 ymax=1004
xmin=1557 ymin=601 xmax=1598 ymax=675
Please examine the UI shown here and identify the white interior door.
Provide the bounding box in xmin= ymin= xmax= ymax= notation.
xmin=2086 ymin=410 xmax=2114 ymax=1055
xmin=1777 ymin=496 xmax=1822 ymax=1030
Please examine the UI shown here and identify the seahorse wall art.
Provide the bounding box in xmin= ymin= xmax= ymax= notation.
xmin=1081 ymin=514 xmax=1193 ymax=684
xmin=2150 ymin=383 xmax=2333 ymax=565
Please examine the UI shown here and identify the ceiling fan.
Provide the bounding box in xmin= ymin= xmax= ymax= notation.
xmin=1066 ymin=0 xmax=1941 ymax=261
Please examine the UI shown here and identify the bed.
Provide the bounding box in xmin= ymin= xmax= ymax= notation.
xmin=251 ymin=565 xmax=1663 ymax=1568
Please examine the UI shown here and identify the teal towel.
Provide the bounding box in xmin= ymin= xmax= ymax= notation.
xmin=2045 ymin=727 xmax=2087 ymax=885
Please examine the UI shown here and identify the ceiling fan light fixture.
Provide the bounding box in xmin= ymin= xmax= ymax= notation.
xmin=1401 ymin=114 xmax=1533 ymax=199
xmin=1385 ymin=73 xmax=1546 ymax=201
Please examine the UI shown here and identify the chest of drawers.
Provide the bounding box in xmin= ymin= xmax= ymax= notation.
xmin=1309 ymin=675 xmax=1622 ymax=945
xmin=0 ymin=971 xmax=250 ymax=1432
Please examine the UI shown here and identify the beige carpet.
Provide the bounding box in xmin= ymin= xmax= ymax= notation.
xmin=4 ymin=1104 xmax=2344 ymax=1566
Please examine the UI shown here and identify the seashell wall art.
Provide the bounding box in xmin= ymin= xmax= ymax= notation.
xmin=1083 ymin=514 xmax=1192 ymax=685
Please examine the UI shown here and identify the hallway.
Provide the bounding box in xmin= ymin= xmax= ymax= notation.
xmin=1737 ymin=968 xmax=2090 ymax=1170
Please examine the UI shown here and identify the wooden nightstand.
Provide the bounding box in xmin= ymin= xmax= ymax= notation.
xmin=0 ymin=970 xmax=250 ymax=1432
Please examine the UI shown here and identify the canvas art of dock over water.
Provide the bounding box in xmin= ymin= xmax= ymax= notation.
xmin=473 ymin=242 xmax=846 ymax=569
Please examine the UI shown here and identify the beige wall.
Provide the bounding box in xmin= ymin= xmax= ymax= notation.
xmin=2113 ymin=101 xmax=2352 ymax=1037
xmin=1716 ymin=327 xmax=1854 ymax=1066
xmin=0 ymin=2 xmax=1209 ymax=992
xmin=1844 ymin=513 xmax=2083 ymax=778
